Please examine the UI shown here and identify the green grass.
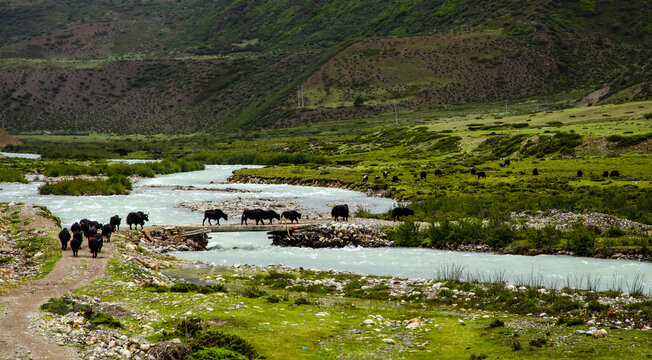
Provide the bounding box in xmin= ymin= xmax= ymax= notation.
xmin=38 ymin=175 xmax=132 ymax=196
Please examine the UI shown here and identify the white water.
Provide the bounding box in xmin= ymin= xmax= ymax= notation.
xmin=0 ymin=163 xmax=649 ymax=293
xmin=1 ymin=152 xmax=41 ymax=159
xmin=176 ymin=232 xmax=652 ymax=294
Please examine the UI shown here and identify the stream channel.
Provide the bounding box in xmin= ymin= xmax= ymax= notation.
xmin=0 ymin=159 xmax=649 ymax=294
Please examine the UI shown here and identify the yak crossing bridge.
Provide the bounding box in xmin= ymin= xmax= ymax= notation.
xmin=141 ymin=220 xmax=327 ymax=248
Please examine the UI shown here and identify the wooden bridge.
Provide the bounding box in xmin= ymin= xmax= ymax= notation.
xmin=143 ymin=220 xmax=326 ymax=238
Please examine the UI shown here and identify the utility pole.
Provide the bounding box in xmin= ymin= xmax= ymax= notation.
xmin=393 ymin=100 xmax=398 ymax=125
xmin=505 ymin=100 xmax=508 ymax=117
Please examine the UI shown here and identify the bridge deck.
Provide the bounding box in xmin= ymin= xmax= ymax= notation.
xmin=145 ymin=220 xmax=324 ymax=236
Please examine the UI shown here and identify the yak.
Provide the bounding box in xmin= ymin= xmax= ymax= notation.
xmin=610 ymin=170 xmax=620 ymax=177
xmin=58 ymin=228 xmax=71 ymax=250
xmin=101 ymin=223 xmax=113 ymax=242
xmin=476 ymin=171 xmax=486 ymax=179
xmin=382 ymin=171 xmax=388 ymax=179
xmin=88 ymin=234 xmax=102 ymax=258
xmin=362 ymin=175 xmax=368 ymax=182
xmin=532 ymin=168 xmax=539 ymax=176
xmin=391 ymin=175 xmax=399 ymax=182
xmin=203 ymin=209 xmax=228 ymax=226
xmin=391 ymin=207 xmax=414 ymax=221
xmin=70 ymin=231 xmax=83 ymax=257
xmin=470 ymin=168 xmax=477 ymax=175
xmin=504 ymin=159 xmax=511 ymax=166
xmin=434 ymin=169 xmax=443 ymax=176
xmin=281 ymin=210 xmax=301 ymax=224
xmin=420 ymin=171 xmax=426 ymax=179
xmin=331 ymin=204 xmax=350 ymax=221
xmin=262 ymin=210 xmax=281 ymax=224
xmin=577 ymin=170 xmax=583 ymax=177
xmin=127 ymin=211 xmax=149 ymax=229
xmin=110 ymin=215 xmax=122 ymax=231
xmin=602 ymin=171 xmax=609 ymax=177
xmin=70 ymin=222 xmax=81 ymax=234
xmin=241 ymin=209 xmax=263 ymax=225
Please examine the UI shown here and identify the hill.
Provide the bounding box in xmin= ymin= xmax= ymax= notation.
xmin=0 ymin=0 xmax=650 ymax=133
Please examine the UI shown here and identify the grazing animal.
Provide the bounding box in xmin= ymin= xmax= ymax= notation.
xmin=127 ymin=211 xmax=149 ymax=229
xmin=532 ymin=168 xmax=539 ymax=176
xmin=110 ymin=215 xmax=122 ymax=231
xmin=476 ymin=171 xmax=486 ymax=179
xmin=610 ymin=170 xmax=620 ymax=177
xmin=470 ymin=168 xmax=477 ymax=175
xmin=499 ymin=163 xmax=505 ymax=168
xmin=392 ymin=175 xmax=399 ymax=182
xmin=262 ymin=210 xmax=281 ymax=224
xmin=391 ymin=207 xmax=415 ymax=221
xmin=420 ymin=171 xmax=426 ymax=179
xmin=58 ymin=228 xmax=71 ymax=250
xmin=602 ymin=171 xmax=609 ymax=177
xmin=375 ymin=175 xmax=380 ymax=180
xmin=281 ymin=210 xmax=301 ymax=224
xmin=362 ymin=175 xmax=368 ymax=182
xmin=70 ymin=232 xmax=83 ymax=257
xmin=241 ymin=209 xmax=264 ymax=225
xmin=70 ymin=222 xmax=81 ymax=234
xmin=331 ymin=204 xmax=350 ymax=221
xmin=434 ymin=169 xmax=443 ymax=176
xmin=203 ymin=209 xmax=228 ymax=226
xmin=101 ymin=223 xmax=113 ymax=242
xmin=504 ymin=159 xmax=511 ymax=166
xmin=577 ymin=170 xmax=583 ymax=177
xmin=88 ymin=234 xmax=102 ymax=258
xmin=79 ymin=219 xmax=89 ymax=235
xmin=383 ymin=171 xmax=388 ymax=179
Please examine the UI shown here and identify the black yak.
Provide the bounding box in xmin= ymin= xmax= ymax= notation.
xmin=331 ymin=204 xmax=350 ymax=221
xmin=383 ymin=171 xmax=388 ymax=179
xmin=392 ymin=175 xmax=399 ymax=182
xmin=470 ymin=168 xmax=477 ymax=175
xmin=577 ymin=170 xmax=583 ymax=177
xmin=241 ymin=209 xmax=263 ymax=225
xmin=391 ymin=207 xmax=414 ymax=221
xmin=504 ymin=159 xmax=511 ymax=166
xmin=434 ymin=169 xmax=443 ymax=176
xmin=476 ymin=171 xmax=486 ymax=179
xmin=610 ymin=170 xmax=620 ymax=177
xmin=262 ymin=210 xmax=281 ymax=224
xmin=420 ymin=171 xmax=426 ymax=179
xmin=110 ymin=215 xmax=122 ymax=231
xmin=602 ymin=171 xmax=609 ymax=177
xmin=127 ymin=211 xmax=149 ymax=230
xmin=101 ymin=223 xmax=113 ymax=242
xmin=362 ymin=175 xmax=368 ymax=182
xmin=281 ymin=210 xmax=301 ymax=224
xmin=203 ymin=209 xmax=228 ymax=226
xmin=89 ymin=234 xmax=102 ymax=258
xmin=70 ymin=231 xmax=83 ymax=257
xmin=58 ymin=228 xmax=71 ymax=250
xmin=70 ymin=222 xmax=81 ymax=234
xmin=532 ymin=168 xmax=539 ymax=176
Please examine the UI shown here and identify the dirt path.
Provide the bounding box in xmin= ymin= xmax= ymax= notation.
xmin=0 ymin=244 xmax=112 ymax=360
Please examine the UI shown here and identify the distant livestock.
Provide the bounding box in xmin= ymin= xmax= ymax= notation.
xmin=392 ymin=175 xmax=399 ymax=182
xmin=362 ymin=175 xmax=368 ymax=182
xmin=434 ymin=169 xmax=443 ymax=176
xmin=476 ymin=171 xmax=486 ymax=179
xmin=470 ymin=168 xmax=477 ymax=175
xmin=203 ymin=209 xmax=228 ymax=226
xmin=331 ymin=204 xmax=350 ymax=221
xmin=101 ymin=223 xmax=113 ymax=242
xmin=532 ymin=168 xmax=539 ymax=176
xmin=281 ymin=210 xmax=301 ymax=224
xmin=70 ymin=222 xmax=81 ymax=234
xmin=504 ymin=159 xmax=511 ymax=166
xmin=88 ymin=234 xmax=102 ymax=258
xmin=241 ymin=209 xmax=264 ymax=225
xmin=70 ymin=232 xmax=83 ymax=257
xmin=610 ymin=170 xmax=620 ymax=177
xmin=375 ymin=175 xmax=380 ymax=180
xmin=577 ymin=170 xmax=583 ymax=177
xmin=420 ymin=171 xmax=426 ymax=179
xmin=127 ymin=211 xmax=149 ymax=230
xmin=383 ymin=171 xmax=388 ymax=179
xmin=262 ymin=210 xmax=281 ymax=224
xmin=602 ymin=171 xmax=609 ymax=177
xmin=110 ymin=215 xmax=122 ymax=231
xmin=391 ymin=207 xmax=414 ymax=221
xmin=58 ymin=228 xmax=71 ymax=250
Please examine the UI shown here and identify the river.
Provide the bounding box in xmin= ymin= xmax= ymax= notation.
xmin=0 ymin=159 xmax=649 ymax=294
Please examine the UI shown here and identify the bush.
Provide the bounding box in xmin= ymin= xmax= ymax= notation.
xmin=387 ymin=220 xmax=421 ymax=247
xmin=557 ymin=316 xmax=585 ymax=326
xmin=143 ymin=282 xmax=169 ymax=292
xmin=0 ymin=168 xmax=27 ymax=183
xmin=565 ymin=225 xmax=596 ymax=256
xmin=38 ymin=176 xmax=132 ymax=196
xmin=294 ymin=296 xmax=310 ymax=305
xmin=241 ymin=285 xmax=267 ymax=298
xmin=192 ymin=329 xmax=259 ymax=359
xmin=40 ymin=297 xmax=90 ymax=315
xmin=186 ymin=348 xmax=248 ymax=360
xmin=266 ymin=295 xmax=282 ymax=303
xmin=177 ymin=318 xmax=203 ymax=338
xmin=89 ymin=312 xmax=122 ymax=329
xmin=488 ymin=319 xmax=505 ymax=328
xmin=170 ymin=282 xmax=200 ymax=293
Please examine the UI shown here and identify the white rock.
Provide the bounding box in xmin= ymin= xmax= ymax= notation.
xmin=539 ymin=313 xmax=547 ymax=317
xmin=363 ymin=319 xmax=374 ymax=325
xmin=382 ymin=338 xmax=395 ymax=344
xmin=593 ymin=329 xmax=607 ymax=338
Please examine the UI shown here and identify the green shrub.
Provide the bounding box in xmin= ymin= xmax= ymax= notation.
xmin=565 ymin=225 xmax=596 ymax=256
xmin=170 ymin=282 xmax=200 ymax=293
xmin=40 ymin=297 xmax=90 ymax=315
xmin=557 ymin=316 xmax=585 ymax=326
xmin=488 ymin=319 xmax=505 ymax=328
xmin=177 ymin=318 xmax=203 ymax=338
xmin=186 ymin=348 xmax=248 ymax=360
xmin=143 ymin=282 xmax=169 ymax=292
xmin=266 ymin=295 xmax=282 ymax=303
xmin=89 ymin=312 xmax=122 ymax=329
xmin=0 ymin=168 xmax=27 ymax=183
xmin=38 ymin=176 xmax=132 ymax=196
xmin=241 ymin=285 xmax=267 ymax=298
xmin=387 ymin=220 xmax=421 ymax=247
xmin=294 ymin=296 xmax=310 ymax=305
xmin=192 ymin=329 xmax=259 ymax=359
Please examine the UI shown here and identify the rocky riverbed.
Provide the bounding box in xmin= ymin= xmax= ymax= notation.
xmin=511 ymin=209 xmax=652 ymax=233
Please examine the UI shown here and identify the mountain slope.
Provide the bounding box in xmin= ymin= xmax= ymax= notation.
xmin=0 ymin=0 xmax=649 ymax=133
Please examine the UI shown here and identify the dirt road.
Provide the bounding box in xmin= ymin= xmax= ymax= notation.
xmin=0 ymin=245 xmax=111 ymax=360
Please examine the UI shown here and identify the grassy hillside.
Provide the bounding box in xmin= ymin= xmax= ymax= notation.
xmin=0 ymin=0 xmax=649 ymax=132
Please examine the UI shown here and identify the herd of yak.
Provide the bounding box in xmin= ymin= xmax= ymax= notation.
xmin=58 ymin=204 xmax=416 ymax=258
xmin=57 ymin=211 xmax=148 ymax=258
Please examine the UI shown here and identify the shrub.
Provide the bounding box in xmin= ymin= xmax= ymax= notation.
xmin=89 ymin=312 xmax=122 ymax=329
xmin=38 ymin=176 xmax=132 ymax=196
xmin=177 ymin=318 xmax=203 ymax=338
xmin=0 ymin=168 xmax=27 ymax=183
xmin=387 ymin=221 xmax=421 ymax=247
xmin=529 ymin=338 xmax=547 ymax=347
xmin=488 ymin=319 xmax=505 ymax=328
xmin=294 ymin=296 xmax=310 ymax=305
xmin=170 ymin=282 xmax=200 ymax=293
xmin=266 ymin=295 xmax=281 ymax=303
xmin=143 ymin=282 xmax=169 ymax=292
xmin=40 ymin=297 xmax=91 ymax=315
xmin=557 ymin=316 xmax=585 ymax=326
xmin=186 ymin=348 xmax=248 ymax=360
xmin=565 ymin=225 xmax=596 ymax=256
xmin=192 ymin=329 xmax=259 ymax=359
xmin=241 ymin=285 xmax=267 ymax=298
